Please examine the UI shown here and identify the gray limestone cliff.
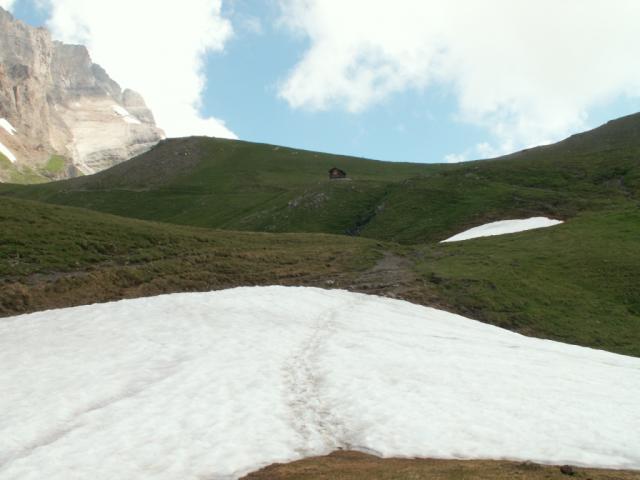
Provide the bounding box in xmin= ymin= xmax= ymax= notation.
xmin=0 ymin=7 xmax=164 ymax=182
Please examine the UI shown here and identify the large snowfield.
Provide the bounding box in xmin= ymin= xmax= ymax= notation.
xmin=1 ymin=287 xmax=639 ymax=480
xmin=441 ymin=217 xmax=564 ymax=242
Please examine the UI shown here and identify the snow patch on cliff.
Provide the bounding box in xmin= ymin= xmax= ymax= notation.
xmin=112 ymin=105 xmax=142 ymax=125
xmin=0 ymin=140 xmax=16 ymax=163
xmin=0 ymin=118 xmax=16 ymax=135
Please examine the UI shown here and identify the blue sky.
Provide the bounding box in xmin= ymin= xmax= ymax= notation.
xmin=204 ymin=3 xmax=487 ymax=163
xmin=5 ymin=0 xmax=640 ymax=163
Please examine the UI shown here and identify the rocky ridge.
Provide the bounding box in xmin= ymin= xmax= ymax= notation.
xmin=0 ymin=7 xmax=164 ymax=182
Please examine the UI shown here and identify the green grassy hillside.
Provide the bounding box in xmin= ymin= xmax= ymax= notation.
xmin=417 ymin=206 xmax=640 ymax=355
xmin=1 ymin=113 xmax=639 ymax=356
xmin=1 ymin=113 xmax=638 ymax=243
xmin=0 ymin=138 xmax=435 ymax=239
xmin=0 ymin=196 xmax=382 ymax=316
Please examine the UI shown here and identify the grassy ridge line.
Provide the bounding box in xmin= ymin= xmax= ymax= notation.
xmin=1 ymin=114 xmax=638 ymax=244
xmin=0 ymin=137 xmax=438 ymax=241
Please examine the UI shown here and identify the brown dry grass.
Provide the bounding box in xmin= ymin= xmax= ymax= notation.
xmin=242 ymin=450 xmax=640 ymax=480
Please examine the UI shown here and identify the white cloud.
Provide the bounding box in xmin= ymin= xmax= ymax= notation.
xmin=444 ymin=152 xmax=466 ymax=164
xmin=44 ymin=0 xmax=237 ymax=139
xmin=445 ymin=141 xmax=510 ymax=164
xmin=0 ymin=0 xmax=16 ymax=11
xmin=278 ymin=0 xmax=640 ymax=154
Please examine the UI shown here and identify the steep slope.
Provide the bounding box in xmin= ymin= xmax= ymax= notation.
xmin=2 ymin=113 xmax=637 ymax=243
xmin=0 ymin=7 xmax=164 ymax=182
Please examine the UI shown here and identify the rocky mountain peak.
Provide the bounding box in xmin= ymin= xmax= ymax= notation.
xmin=0 ymin=6 xmax=164 ymax=182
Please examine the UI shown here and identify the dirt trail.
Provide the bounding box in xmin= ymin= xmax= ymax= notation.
xmin=242 ymin=450 xmax=640 ymax=480
xmin=350 ymin=251 xmax=420 ymax=299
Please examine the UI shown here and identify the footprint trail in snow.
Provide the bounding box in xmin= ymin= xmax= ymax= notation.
xmin=1 ymin=286 xmax=639 ymax=480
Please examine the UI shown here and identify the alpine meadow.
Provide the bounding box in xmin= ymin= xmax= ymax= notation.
xmin=1 ymin=2 xmax=639 ymax=479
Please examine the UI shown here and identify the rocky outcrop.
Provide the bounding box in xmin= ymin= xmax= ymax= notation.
xmin=0 ymin=7 xmax=164 ymax=182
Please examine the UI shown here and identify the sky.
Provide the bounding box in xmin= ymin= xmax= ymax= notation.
xmin=3 ymin=0 xmax=640 ymax=163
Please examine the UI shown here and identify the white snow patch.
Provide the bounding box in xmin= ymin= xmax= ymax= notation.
xmin=112 ymin=105 xmax=142 ymax=124
xmin=0 ymin=118 xmax=17 ymax=136
xmin=0 ymin=287 xmax=638 ymax=479
xmin=0 ymin=140 xmax=17 ymax=163
xmin=441 ymin=217 xmax=564 ymax=242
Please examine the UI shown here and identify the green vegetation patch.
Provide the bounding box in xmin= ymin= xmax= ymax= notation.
xmin=0 ymin=153 xmax=11 ymax=169
xmin=9 ymin=165 xmax=47 ymax=184
xmin=44 ymin=155 xmax=67 ymax=174
xmin=0 ymin=158 xmax=47 ymax=184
